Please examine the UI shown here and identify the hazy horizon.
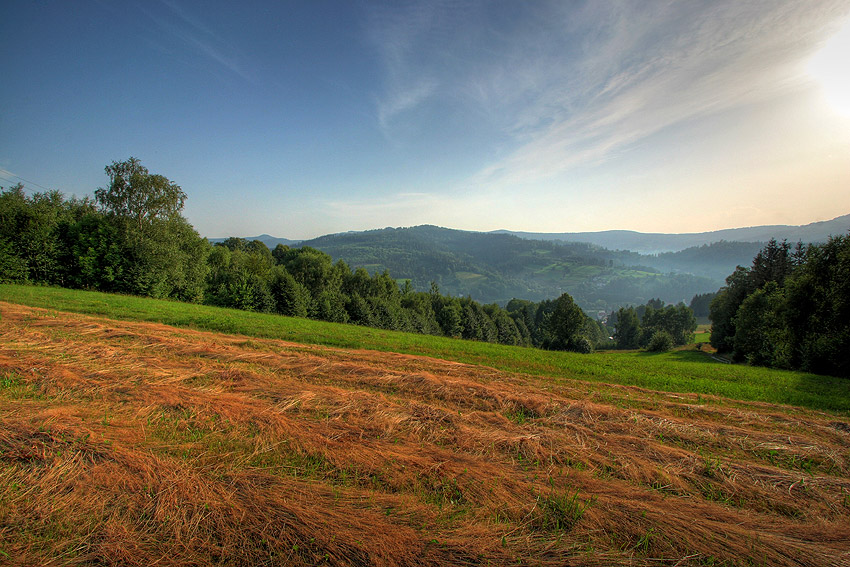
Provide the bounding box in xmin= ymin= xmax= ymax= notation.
xmin=3 ymin=1 xmax=850 ymax=240
xmin=208 ymin=210 xmax=850 ymax=242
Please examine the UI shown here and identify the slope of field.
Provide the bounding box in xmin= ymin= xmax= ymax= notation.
xmin=3 ymin=285 xmax=849 ymax=413
xmin=2 ymin=301 xmax=850 ymax=566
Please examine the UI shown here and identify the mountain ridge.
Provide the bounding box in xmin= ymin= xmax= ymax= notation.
xmin=491 ymin=213 xmax=850 ymax=253
xmin=209 ymin=213 xmax=849 ymax=254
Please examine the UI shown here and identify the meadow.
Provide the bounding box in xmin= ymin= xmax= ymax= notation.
xmin=2 ymin=290 xmax=850 ymax=566
xmin=1 ymin=284 xmax=848 ymax=414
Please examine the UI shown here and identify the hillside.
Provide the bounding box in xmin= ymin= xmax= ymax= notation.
xmin=1 ymin=296 xmax=849 ymax=566
xmin=646 ymin=240 xmax=768 ymax=282
xmin=494 ymin=213 xmax=850 ymax=253
xmin=206 ymin=217 xmax=850 ymax=311
xmin=298 ymin=226 xmax=719 ymax=310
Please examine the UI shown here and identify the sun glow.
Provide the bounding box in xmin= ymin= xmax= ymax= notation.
xmin=808 ymin=19 xmax=850 ymax=116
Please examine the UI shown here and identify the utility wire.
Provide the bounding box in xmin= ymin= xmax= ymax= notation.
xmin=0 ymin=171 xmax=57 ymax=192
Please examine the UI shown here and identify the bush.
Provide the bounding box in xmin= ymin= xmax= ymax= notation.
xmin=647 ymin=330 xmax=674 ymax=352
xmin=569 ymin=336 xmax=594 ymax=354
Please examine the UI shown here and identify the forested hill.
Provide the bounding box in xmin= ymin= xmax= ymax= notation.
xmin=209 ymin=234 xmax=300 ymax=248
xmin=493 ymin=213 xmax=850 ymax=253
xmin=298 ymin=225 xmax=721 ymax=311
xmin=647 ymin=241 xmax=768 ymax=281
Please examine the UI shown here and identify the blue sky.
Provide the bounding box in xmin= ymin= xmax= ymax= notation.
xmin=2 ymin=1 xmax=849 ymax=239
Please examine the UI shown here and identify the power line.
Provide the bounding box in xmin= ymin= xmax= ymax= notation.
xmin=0 ymin=171 xmax=55 ymax=192
xmin=0 ymin=173 xmax=21 ymax=186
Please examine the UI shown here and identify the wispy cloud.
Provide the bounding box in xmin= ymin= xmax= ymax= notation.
xmin=377 ymin=78 xmax=439 ymax=131
xmin=325 ymin=190 xmax=490 ymax=230
xmin=139 ymin=0 xmax=254 ymax=82
xmin=470 ymin=2 xmax=835 ymax=188
xmin=366 ymin=0 xmax=480 ymax=133
xmin=326 ymin=191 xmax=439 ymax=220
xmin=366 ymin=0 xmax=850 ymax=188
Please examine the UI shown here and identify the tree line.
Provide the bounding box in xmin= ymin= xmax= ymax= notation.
xmin=709 ymin=237 xmax=850 ymax=377
xmin=609 ymin=299 xmax=698 ymax=352
xmin=0 ymin=159 xmax=208 ymax=302
xmin=1 ymin=158 xmax=610 ymax=353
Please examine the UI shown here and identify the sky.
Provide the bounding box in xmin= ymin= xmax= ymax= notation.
xmin=1 ymin=0 xmax=849 ymax=240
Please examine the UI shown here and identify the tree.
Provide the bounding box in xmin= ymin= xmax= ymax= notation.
xmin=343 ymin=267 xmax=372 ymax=298
xmin=0 ymin=185 xmax=80 ymax=285
xmin=485 ymin=304 xmax=524 ymax=346
xmin=243 ymin=240 xmax=275 ymax=279
xmin=0 ymin=238 xmax=27 ymax=283
xmin=401 ymin=290 xmax=441 ymax=335
xmin=281 ymin=247 xmax=338 ymax=295
xmin=269 ymin=266 xmax=311 ymax=317
xmin=707 ymin=235 xmax=849 ymax=376
xmin=310 ymin=289 xmax=349 ymax=323
xmin=346 ymin=293 xmax=375 ymax=326
xmin=667 ymin=303 xmax=697 ymax=346
xmin=689 ymin=292 xmax=716 ymax=319
xmin=732 ymin=282 xmax=788 ymax=366
xmin=95 ymin=158 xmax=187 ymax=230
xmin=783 ymin=234 xmax=850 ymax=377
xmin=60 ymin=213 xmax=127 ymax=291
xmin=436 ymin=299 xmax=463 ymax=338
xmin=614 ymin=307 xmax=640 ymax=349
xmin=461 ymin=299 xmax=494 ymax=342
xmin=272 ymin=243 xmax=291 ymax=264
xmin=545 ymin=293 xmax=587 ymax=351
xmin=709 ymin=266 xmax=753 ymax=353
xmin=91 ymin=159 xmax=209 ymax=301
xmin=750 ymin=239 xmax=792 ymax=290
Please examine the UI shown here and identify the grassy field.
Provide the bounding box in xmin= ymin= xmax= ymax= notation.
xmin=2 ymin=284 xmax=848 ymax=414
xmin=1 ymin=294 xmax=849 ymax=566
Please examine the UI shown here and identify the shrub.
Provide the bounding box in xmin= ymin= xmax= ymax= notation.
xmin=647 ymin=330 xmax=673 ymax=352
xmin=569 ymin=336 xmax=594 ymax=354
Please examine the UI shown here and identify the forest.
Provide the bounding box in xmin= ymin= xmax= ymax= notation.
xmin=709 ymin=237 xmax=850 ymax=377
xmin=0 ymin=159 xmax=616 ymax=353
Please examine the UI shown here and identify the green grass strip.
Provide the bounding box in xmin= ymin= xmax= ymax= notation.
xmin=2 ymin=284 xmax=848 ymax=414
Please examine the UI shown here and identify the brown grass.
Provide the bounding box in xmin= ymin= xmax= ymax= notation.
xmin=1 ymin=301 xmax=849 ymax=566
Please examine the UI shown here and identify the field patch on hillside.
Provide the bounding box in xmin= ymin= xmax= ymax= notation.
xmin=1 ymin=301 xmax=850 ymax=566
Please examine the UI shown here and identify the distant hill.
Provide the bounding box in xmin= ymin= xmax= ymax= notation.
xmin=298 ymin=226 xmax=719 ymax=311
xmin=208 ymin=216 xmax=848 ymax=311
xmin=208 ymin=234 xmax=301 ymax=248
xmin=493 ymin=213 xmax=850 ymax=253
xmin=644 ymin=240 xmax=768 ymax=281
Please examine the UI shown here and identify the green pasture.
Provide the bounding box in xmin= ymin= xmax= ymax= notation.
xmin=455 ymin=271 xmax=487 ymax=283
xmin=694 ymin=332 xmax=711 ymax=343
xmin=2 ymin=284 xmax=847 ymax=414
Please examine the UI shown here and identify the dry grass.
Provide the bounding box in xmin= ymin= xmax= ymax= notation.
xmin=1 ymin=301 xmax=849 ymax=566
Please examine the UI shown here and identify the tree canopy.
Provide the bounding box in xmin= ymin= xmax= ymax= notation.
xmin=95 ymin=157 xmax=187 ymax=229
xmin=710 ymin=236 xmax=850 ymax=377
